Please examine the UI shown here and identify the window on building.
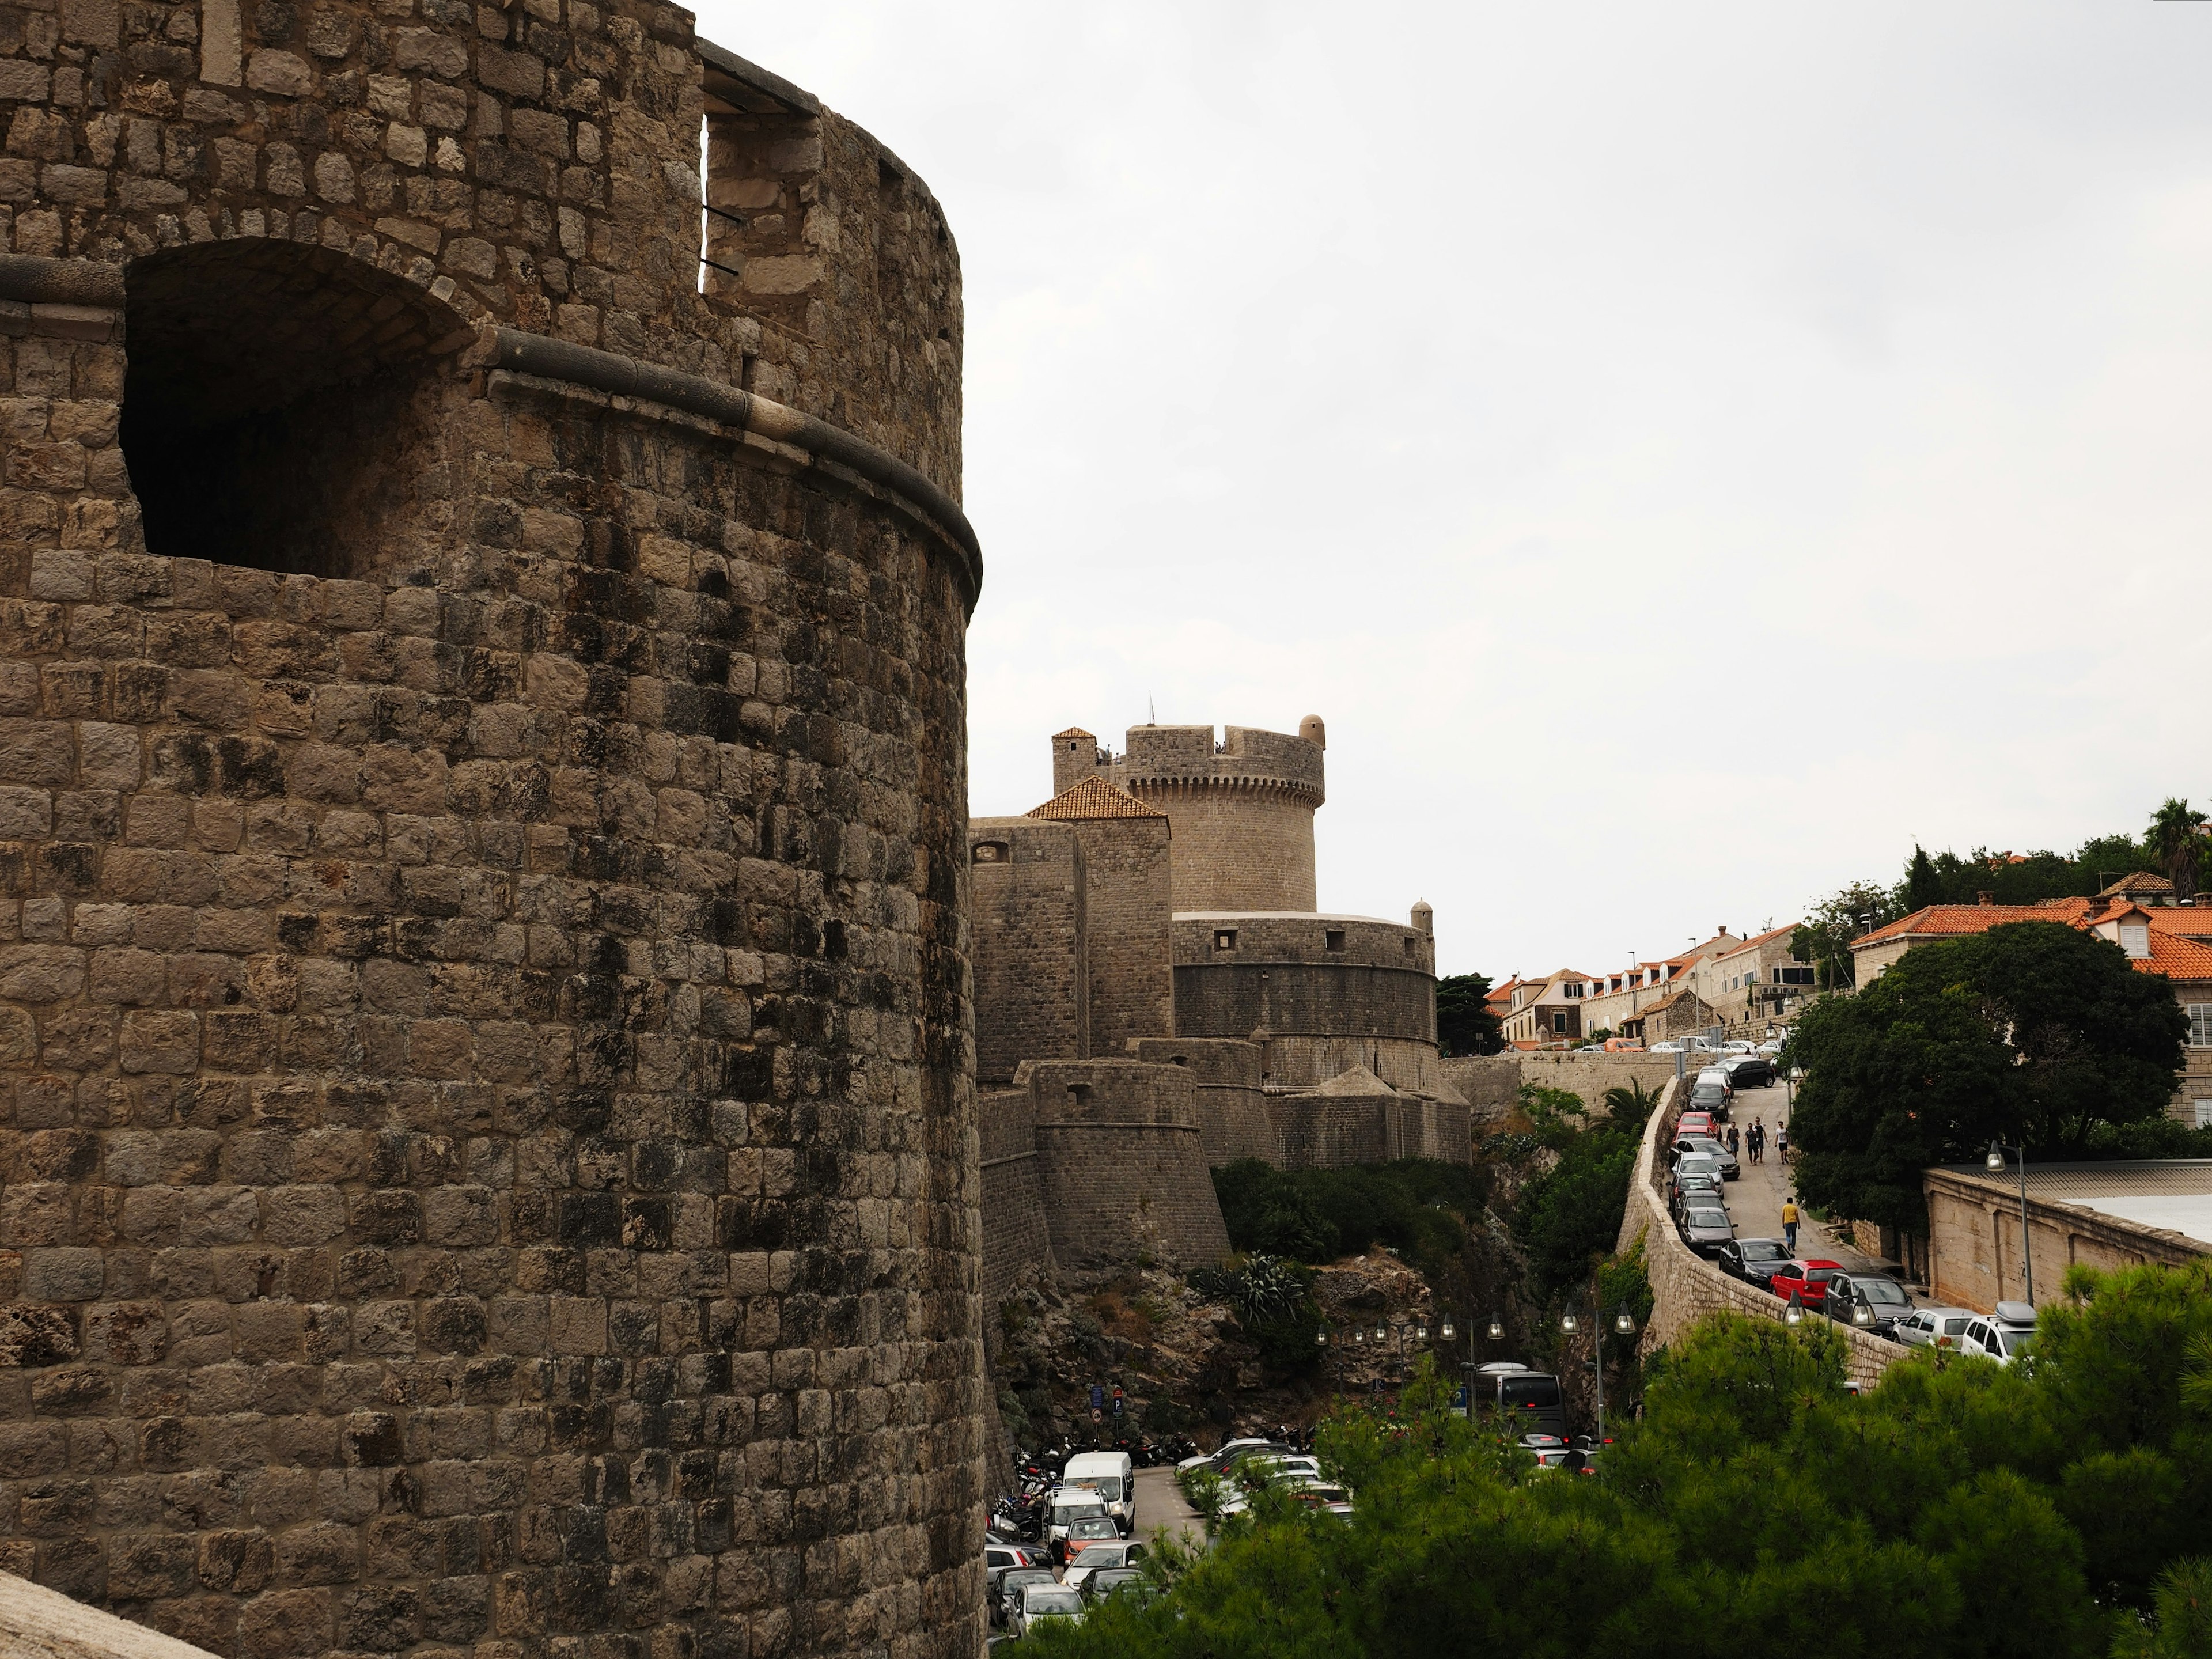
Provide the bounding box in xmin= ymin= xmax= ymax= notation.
xmin=1552 ymin=1012 xmax=1569 ymax=1034
xmin=1214 ymin=929 xmax=1237 ymax=951
xmin=2197 ymin=1099 xmax=2212 ymax=1129
xmin=1775 ymin=966 xmax=1816 ymax=986
xmin=972 ymin=842 xmax=1007 ymax=864
xmin=1325 ymin=930 xmax=1346 ymax=952
xmin=2122 ymin=923 xmax=2151 ymax=959
xmin=2188 ymin=1005 xmax=2212 ymax=1047
xmin=1562 ymin=982 xmax=1583 ymax=998
xmin=1403 ymin=936 xmax=1417 ymax=957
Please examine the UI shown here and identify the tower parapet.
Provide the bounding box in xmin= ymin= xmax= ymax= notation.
xmin=1096 ymin=722 xmax=1324 ymax=912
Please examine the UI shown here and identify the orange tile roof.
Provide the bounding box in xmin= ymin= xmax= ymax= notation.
xmin=1853 ymin=900 xmax=2212 ymax=982
xmin=1051 ymin=727 xmax=1096 ymax=740
xmin=1025 ymin=776 xmax=1165 ymax=821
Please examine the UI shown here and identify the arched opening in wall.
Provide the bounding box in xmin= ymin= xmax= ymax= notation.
xmin=120 ymin=242 xmax=473 ymax=579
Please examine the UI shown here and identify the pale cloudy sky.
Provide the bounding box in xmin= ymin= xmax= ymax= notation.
xmin=692 ymin=0 xmax=2212 ymax=982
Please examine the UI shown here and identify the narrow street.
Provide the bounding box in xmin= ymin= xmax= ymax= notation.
xmin=1132 ymin=1467 xmax=1206 ymax=1552
xmin=1722 ymin=1077 xmax=1885 ymax=1275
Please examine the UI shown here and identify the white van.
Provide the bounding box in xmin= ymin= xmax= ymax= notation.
xmin=1059 ymin=1450 xmax=1136 ymax=1535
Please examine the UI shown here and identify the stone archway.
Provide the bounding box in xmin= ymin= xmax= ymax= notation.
xmin=119 ymin=241 xmax=476 ymax=578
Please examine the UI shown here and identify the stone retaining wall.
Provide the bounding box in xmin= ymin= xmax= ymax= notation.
xmin=1618 ymin=1077 xmax=1907 ymax=1389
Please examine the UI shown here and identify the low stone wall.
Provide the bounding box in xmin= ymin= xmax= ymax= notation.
xmin=1618 ymin=1078 xmax=1907 ymax=1388
xmin=1924 ymin=1165 xmax=2208 ymax=1313
xmin=1444 ymin=1051 xmax=1685 ymax=1121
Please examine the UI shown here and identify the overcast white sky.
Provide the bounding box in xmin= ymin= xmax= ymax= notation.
xmin=694 ymin=0 xmax=2212 ymax=982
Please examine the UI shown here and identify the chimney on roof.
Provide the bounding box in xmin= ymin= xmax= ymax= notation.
xmin=1976 ymin=891 xmax=1994 ymax=906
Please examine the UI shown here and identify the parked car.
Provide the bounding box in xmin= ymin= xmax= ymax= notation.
xmin=1721 ymin=1040 xmax=1756 ymax=1054
xmin=1080 ymin=1569 xmax=1152 ymax=1605
xmin=1043 ymin=1491 xmax=1112 ymax=1556
xmin=1716 ymin=1237 xmax=1795 ymax=1289
xmin=1062 ymin=1538 xmax=1151 ymax=1589
xmin=1175 ymin=1437 xmax=1279 ymax=1475
xmin=1008 ymin=1581 xmax=1086 ymax=1638
xmin=1687 ymin=1078 xmax=1733 ymax=1120
xmin=1676 ymin=1110 xmax=1717 ymax=1139
xmin=1756 ymin=1040 xmax=1785 ymax=1056
xmin=994 ymin=1567 xmax=1058 ymax=1628
xmin=1953 ymin=1301 xmax=2037 ymax=1365
xmin=1471 ymin=1363 xmax=1569 ymax=1440
xmin=1672 ymin=1134 xmax=1740 ymax=1179
xmin=1680 ymin=1205 xmax=1735 ymax=1257
xmin=1649 ymin=1041 xmax=1685 ymax=1054
xmin=1671 ymin=1171 xmax=1724 ymax=1218
xmin=1830 ymin=1274 xmax=1914 ymax=1336
xmin=1719 ymin=1055 xmax=1777 ymax=1089
xmin=985 ymin=1545 xmax=1043 ymax=1605
xmin=1892 ymin=1306 xmax=1976 ymax=1350
xmin=1061 ymin=1450 xmax=1135 ymax=1533
xmin=1770 ymin=1259 xmax=1847 ymax=1312
xmin=1053 ymin=1515 xmax=1120 ymax=1566
xmin=1286 ymin=1481 xmax=1355 ymax=1516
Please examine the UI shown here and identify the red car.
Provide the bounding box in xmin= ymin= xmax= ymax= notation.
xmin=1770 ymin=1259 xmax=1846 ymax=1312
xmin=1677 ymin=1111 xmax=1717 ymax=1139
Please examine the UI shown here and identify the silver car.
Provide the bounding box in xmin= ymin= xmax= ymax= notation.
xmin=1672 ymin=1135 xmax=1740 ymax=1180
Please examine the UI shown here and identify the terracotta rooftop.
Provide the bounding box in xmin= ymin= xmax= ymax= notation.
xmin=1853 ymin=900 xmax=2212 ymax=982
xmin=1051 ymin=726 xmax=1095 ymax=740
xmin=1025 ymin=776 xmax=1165 ymax=821
xmin=1714 ymin=923 xmax=1800 ymax=960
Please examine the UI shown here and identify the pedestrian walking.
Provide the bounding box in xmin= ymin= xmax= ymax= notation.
xmin=1726 ymin=1124 xmax=1740 ymax=1156
xmin=1777 ymin=1120 xmax=1789 ymax=1163
xmin=1751 ymin=1120 xmax=1764 ymax=1164
xmin=1781 ymin=1196 xmax=1799 ymax=1254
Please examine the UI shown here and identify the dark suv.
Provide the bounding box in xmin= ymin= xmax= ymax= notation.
xmin=1720 ymin=1055 xmax=1777 ymax=1089
xmin=1716 ymin=1237 xmax=1794 ymax=1289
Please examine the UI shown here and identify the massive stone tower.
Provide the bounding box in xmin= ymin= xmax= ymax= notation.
xmin=0 ymin=14 xmax=985 ymax=1659
xmin=1065 ymin=722 xmax=1325 ymax=914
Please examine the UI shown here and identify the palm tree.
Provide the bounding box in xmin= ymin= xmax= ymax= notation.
xmin=2147 ymin=797 xmax=2205 ymax=902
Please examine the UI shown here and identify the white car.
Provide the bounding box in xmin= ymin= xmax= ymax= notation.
xmin=1648 ymin=1041 xmax=1685 ymax=1054
xmin=1892 ymin=1306 xmax=1976 ymax=1350
xmin=1062 ymin=1537 xmax=1152 ymax=1589
xmin=1958 ymin=1301 xmax=2037 ymax=1366
xmin=1009 ymin=1581 xmax=1085 ymax=1638
xmin=1721 ymin=1040 xmax=1756 ymax=1054
xmin=1757 ymin=1040 xmax=1785 ymax=1056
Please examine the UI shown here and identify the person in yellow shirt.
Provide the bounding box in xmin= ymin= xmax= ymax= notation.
xmin=1781 ymin=1197 xmax=1800 ymax=1254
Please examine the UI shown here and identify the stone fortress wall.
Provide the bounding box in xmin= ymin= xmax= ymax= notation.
xmin=968 ymin=718 xmax=1469 ymax=1305
xmin=1 ymin=14 xmax=986 ymax=1659
xmin=966 ymin=819 xmax=1082 ymax=1084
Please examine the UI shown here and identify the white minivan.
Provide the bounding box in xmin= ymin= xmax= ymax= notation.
xmin=1059 ymin=1450 xmax=1136 ymax=1535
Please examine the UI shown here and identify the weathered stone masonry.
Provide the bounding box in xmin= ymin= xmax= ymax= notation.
xmin=0 ymin=8 xmax=987 ymax=1659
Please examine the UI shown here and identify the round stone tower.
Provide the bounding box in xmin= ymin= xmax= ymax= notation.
xmin=0 ymin=14 xmax=984 ymax=1659
xmin=1101 ymin=723 xmax=1324 ymax=913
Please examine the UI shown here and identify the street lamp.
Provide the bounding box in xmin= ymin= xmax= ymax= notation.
xmin=1561 ymin=1297 xmax=1638 ymax=1442
xmin=1985 ymin=1140 xmax=2033 ymax=1303
xmin=1487 ymin=1314 xmax=1505 ymax=1342
xmin=1784 ymin=1290 xmax=1804 ymax=1327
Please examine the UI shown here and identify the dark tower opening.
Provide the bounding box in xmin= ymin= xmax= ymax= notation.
xmin=119 ymin=241 xmax=470 ymax=578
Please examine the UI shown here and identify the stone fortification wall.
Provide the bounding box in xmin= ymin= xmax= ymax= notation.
xmin=0 ymin=12 xmax=987 ymax=1659
xmin=1172 ymin=916 xmax=1434 ymax=1046
xmin=976 ymin=1089 xmax=1052 ymax=1319
xmin=1021 ymin=1060 xmax=1229 ymax=1278
xmin=1442 ymin=1051 xmax=1685 ymax=1116
xmin=967 ymin=819 xmax=1083 ymax=1085
xmin=1096 ymin=726 xmax=1321 ymax=914
xmin=1267 ymin=1035 xmax=1452 ymax=1097
xmin=1123 ymin=1037 xmax=1274 ymax=1166
xmin=1058 ymin=817 xmax=1169 ymax=1063
xmin=1618 ymin=1078 xmax=1905 ymax=1389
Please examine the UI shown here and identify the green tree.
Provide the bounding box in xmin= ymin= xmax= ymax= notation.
xmin=1906 ymin=843 xmax=1945 ymax=911
xmin=1793 ymin=878 xmax=1905 ymax=990
xmin=1035 ymin=1262 xmax=2212 ymax=1658
xmin=1789 ymin=922 xmax=2185 ymax=1231
xmin=1435 ymin=972 xmax=1503 ymax=1055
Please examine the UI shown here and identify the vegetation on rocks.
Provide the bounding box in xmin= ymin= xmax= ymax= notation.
xmin=1037 ymin=1259 xmax=2212 ymax=1659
